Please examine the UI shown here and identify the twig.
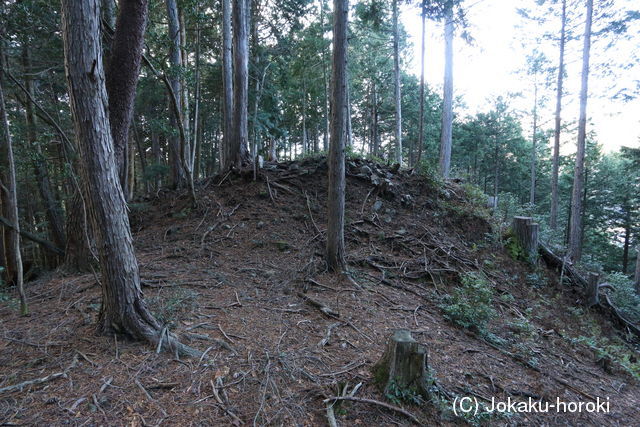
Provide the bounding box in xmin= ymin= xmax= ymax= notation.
xmin=305 ymin=191 xmax=321 ymax=235
xmin=323 ymin=396 xmax=421 ymax=425
xmin=218 ymin=324 xmax=236 ymax=344
xmin=319 ymin=360 xmax=366 ymax=377
xmin=265 ymin=175 xmax=276 ymax=203
xmin=318 ymin=322 xmax=342 ymax=347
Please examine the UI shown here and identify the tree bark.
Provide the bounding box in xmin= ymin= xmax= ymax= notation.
xmin=568 ymin=0 xmax=593 ymax=263
xmin=415 ymin=1 xmax=426 ymax=167
xmin=392 ymin=0 xmax=402 ymax=165
xmin=326 ymin=0 xmax=348 ymax=272
xmin=439 ymin=2 xmax=453 ymax=178
xmin=512 ymin=216 xmax=539 ymax=264
xmin=221 ymin=0 xmax=233 ymax=170
xmin=0 ymin=47 xmax=29 ymax=315
xmin=550 ymin=0 xmax=566 ymax=230
xmin=105 ymin=0 xmax=148 ymax=195
xmin=230 ymin=0 xmax=251 ymax=168
xmin=0 ymin=56 xmax=28 ymax=315
xmin=60 ymin=0 xmax=198 ymax=356
xmin=372 ymin=330 xmax=429 ymax=399
xmin=320 ymin=0 xmax=329 ymax=152
xmin=166 ymin=0 xmax=188 ymax=188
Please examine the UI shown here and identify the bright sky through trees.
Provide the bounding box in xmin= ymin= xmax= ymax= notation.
xmin=402 ymin=0 xmax=640 ymax=153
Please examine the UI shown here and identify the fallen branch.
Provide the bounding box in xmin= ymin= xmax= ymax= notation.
xmin=297 ymin=292 xmax=339 ymax=318
xmin=323 ymin=396 xmax=421 ymax=425
xmin=0 ymin=215 xmax=64 ymax=256
xmin=0 ymin=354 xmax=78 ymax=395
xmin=0 ymin=371 xmax=67 ymax=395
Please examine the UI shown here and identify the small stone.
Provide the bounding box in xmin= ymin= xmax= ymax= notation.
xmin=257 ymin=221 xmax=265 ymax=229
xmin=372 ymin=200 xmax=383 ymax=211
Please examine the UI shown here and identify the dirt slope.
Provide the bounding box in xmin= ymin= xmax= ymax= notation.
xmin=1 ymin=156 xmax=639 ymax=426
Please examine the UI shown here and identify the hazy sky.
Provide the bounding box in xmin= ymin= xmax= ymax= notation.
xmin=400 ymin=0 xmax=640 ymax=153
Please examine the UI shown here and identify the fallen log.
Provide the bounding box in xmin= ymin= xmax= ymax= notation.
xmin=538 ymin=243 xmax=587 ymax=288
xmin=0 ymin=215 xmax=64 ymax=256
xmin=539 ymin=243 xmax=640 ymax=339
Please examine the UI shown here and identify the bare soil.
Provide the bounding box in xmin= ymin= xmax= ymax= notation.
xmin=1 ymin=157 xmax=639 ymax=426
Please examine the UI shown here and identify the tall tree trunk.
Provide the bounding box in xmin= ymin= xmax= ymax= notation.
xmin=221 ymin=0 xmax=233 ymax=170
xmin=230 ymin=0 xmax=251 ymax=168
xmin=105 ymin=0 xmax=149 ymax=196
xmin=439 ymin=2 xmax=453 ymax=178
xmin=392 ymin=0 xmax=402 ymax=165
xmin=346 ymin=77 xmax=353 ymax=148
xmin=415 ymin=1 xmax=426 ymax=167
xmin=192 ymin=15 xmax=201 ymax=179
xmin=22 ymin=43 xmax=66 ymax=252
xmin=302 ymin=81 xmax=307 ymax=155
xmin=327 ymin=0 xmax=348 ymax=272
xmin=634 ymin=246 xmax=640 ymax=295
xmin=179 ymin=9 xmax=190 ymax=171
xmin=60 ymin=0 xmax=197 ymax=356
xmin=550 ymin=0 xmax=566 ymax=230
xmin=0 ymin=58 xmax=27 ymax=315
xmin=530 ymin=81 xmax=538 ymax=205
xmin=320 ymin=0 xmax=329 ymax=152
xmin=371 ymin=82 xmax=378 ymax=157
xmin=166 ymin=0 xmax=187 ymax=187
xmin=493 ymin=135 xmax=499 ymax=205
xmin=568 ymin=0 xmax=592 ymax=263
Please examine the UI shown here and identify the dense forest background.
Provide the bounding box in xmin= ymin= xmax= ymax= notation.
xmin=0 ymin=0 xmax=638 ymax=297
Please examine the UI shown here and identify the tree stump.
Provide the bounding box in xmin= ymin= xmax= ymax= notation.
xmin=585 ymin=272 xmax=599 ymax=307
xmin=372 ymin=330 xmax=429 ymax=399
xmin=512 ymin=216 xmax=539 ymax=264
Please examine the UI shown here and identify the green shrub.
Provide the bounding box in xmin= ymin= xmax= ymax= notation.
xmin=440 ymin=272 xmax=496 ymax=332
xmin=385 ymin=379 xmax=426 ymax=406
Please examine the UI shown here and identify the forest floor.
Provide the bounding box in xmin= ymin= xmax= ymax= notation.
xmin=1 ymin=156 xmax=640 ymax=426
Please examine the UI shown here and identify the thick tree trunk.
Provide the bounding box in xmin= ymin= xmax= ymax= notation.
xmin=60 ymin=0 xmax=198 ymax=356
xmin=439 ymin=3 xmax=453 ymax=178
xmin=568 ymin=0 xmax=592 ymax=263
xmin=550 ymin=0 xmax=566 ymax=230
xmin=22 ymin=44 xmax=66 ymax=252
xmin=105 ymin=0 xmax=148 ymax=195
xmin=0 ymin=61 xmax=27 ymax=315
xmin=326 ymin=0 xmax=348 ymax=272
xmin=221 ymin=0 xmax=233 ymax=170
xmin=230 ymin=0 xmax=251 ymax=168
xmin=392 ymin=0 xmax=402 ymax=165
xmin=415 ymin=2 xmax=426 ymax=166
